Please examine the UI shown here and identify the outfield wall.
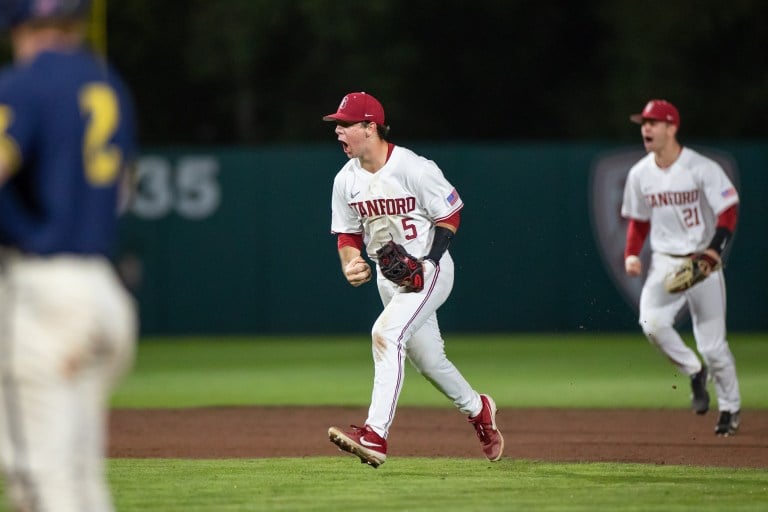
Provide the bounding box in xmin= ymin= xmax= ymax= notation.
xmin=118 ymin=142 xmax=768 ymax=334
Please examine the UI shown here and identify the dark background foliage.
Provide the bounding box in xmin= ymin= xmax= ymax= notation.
xmin=96 ymin=1 xmax=768 ymax=145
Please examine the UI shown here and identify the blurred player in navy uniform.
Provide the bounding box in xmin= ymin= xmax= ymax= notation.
xmin=0 ymin=1 xmax=138 ymax=510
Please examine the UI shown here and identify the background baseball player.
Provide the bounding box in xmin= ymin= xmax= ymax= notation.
xmin=323 ymin=92 xmax=503 ymax=467
xmin=621 ymin=99 xmax=741 ymax=436
xmin=0 ymin=1 xmax=138 ymax=510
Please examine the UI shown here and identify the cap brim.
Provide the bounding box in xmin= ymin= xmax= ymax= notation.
xmin=629 ymin=113 xmax=679 ymax=125
xmin=323 ymin=113 xmax=360 ymax=123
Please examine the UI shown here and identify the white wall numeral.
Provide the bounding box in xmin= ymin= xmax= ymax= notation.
xmin=131 ymin=156 xmax=221 ymax=220
xmin=131 ymin=156 xmax=172 ymax=219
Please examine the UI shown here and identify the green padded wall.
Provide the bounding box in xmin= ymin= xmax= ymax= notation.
xmin=118 ymin=142 xmax=768 ymax=334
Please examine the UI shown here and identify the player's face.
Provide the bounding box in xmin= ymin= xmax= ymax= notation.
xmin=334 ymin=121 xmax=373 ymax=159
xmin=640 ymin=119 xmax=674 ymax=153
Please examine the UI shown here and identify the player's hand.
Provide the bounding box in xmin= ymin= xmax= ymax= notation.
xmin=344 ymin=256 xmax=372 ymax=287
xmin=625 ymin=255 xmax=642 ymax=276
xmin=421 ymin=258 xmax=437 ymax=274
xmin=697 ymin=249 xmax=722 ymax=276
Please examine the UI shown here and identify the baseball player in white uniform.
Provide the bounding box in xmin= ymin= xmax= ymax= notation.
xmin=621 ymin=99 xmax=741 ymax=436
xmin=323 ymin=92 xmax=503 ymax=467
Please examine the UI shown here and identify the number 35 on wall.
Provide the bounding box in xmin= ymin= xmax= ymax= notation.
xmin=130 ymin=156 xmax=221 ymax=220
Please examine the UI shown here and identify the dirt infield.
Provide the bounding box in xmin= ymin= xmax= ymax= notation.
xmin=109 ymin=407 xmax=768 ymax=468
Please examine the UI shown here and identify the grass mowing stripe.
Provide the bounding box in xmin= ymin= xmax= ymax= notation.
xmin=111 ymin=333 xmax=768 ymax=409
xmin=106 ymin=458 xmax=768 ymax=512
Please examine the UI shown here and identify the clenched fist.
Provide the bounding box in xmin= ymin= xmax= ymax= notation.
xmin=344 ymin=256 xmax=372 ymax=287
xmin=625 ymin=255 xmax=642 ymax=276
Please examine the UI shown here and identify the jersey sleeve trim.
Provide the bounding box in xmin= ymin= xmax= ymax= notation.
xmin=434 ymin=203 xmax=464 ymax=225
xmin=713 ymin=191 xmax=739 ymax=216
xmin=436 ymin=209 xmax=461 ymax=230
xmin=716 ymin=204 xmax=738 ymax=231
xmin=624 ymin=218 xmax=650 ymax=258
xmin=337 ymin=233 xmax=364 ymax=251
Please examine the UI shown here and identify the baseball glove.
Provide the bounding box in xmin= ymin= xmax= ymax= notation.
xmin=376 ymin=241 xmax=424 ymax=292
xmin=663 ymin=253 xmax=721 ymax=293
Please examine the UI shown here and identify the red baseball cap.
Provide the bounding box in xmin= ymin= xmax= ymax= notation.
xmin=629 ymin=99 xmax=680 ymax=126
xmin=323 ymin=92 xmax=385 ymax=125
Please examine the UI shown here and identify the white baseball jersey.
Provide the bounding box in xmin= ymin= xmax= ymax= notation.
xmin=621 ymin=147 xmax=739 ymax=255
xmin=621 ymin=145 xmax=741 ymax=414
xmin=331 ymin=146 xmax=463 ymax=260
xmin=330 ymin=144 xmax=483 ymax=439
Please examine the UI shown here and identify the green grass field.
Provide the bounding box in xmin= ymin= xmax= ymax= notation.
xmin=112 ymin=332 xmax=768 ymax=409
xmin=3 ymin=333 xmax=768 ymax=511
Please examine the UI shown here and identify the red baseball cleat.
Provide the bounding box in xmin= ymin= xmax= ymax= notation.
xmin=328 ymin=424 xmax=387 ymax=468
xmin=468 ymin=394 xmax=504 ymax=461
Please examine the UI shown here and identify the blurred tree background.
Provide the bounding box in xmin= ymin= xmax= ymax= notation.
xmin=99 ymin=0 xmax=767 ymax=145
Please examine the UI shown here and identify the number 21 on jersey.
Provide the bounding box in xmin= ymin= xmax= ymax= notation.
xmin=683 ymin=207 xmax=701 ymax=227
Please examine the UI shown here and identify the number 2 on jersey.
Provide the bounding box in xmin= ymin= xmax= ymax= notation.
xmin=79 ymin=83 xmax=122 ymax=186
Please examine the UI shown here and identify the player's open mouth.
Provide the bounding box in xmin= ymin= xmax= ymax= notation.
xmin=643 ymin=136 xmax=653 ymax=143
xmin=340 ymin=141 xmax=350 ymax=151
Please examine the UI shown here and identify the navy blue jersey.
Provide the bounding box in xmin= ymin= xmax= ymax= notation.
xmin=0 ymin=48 xmax=136 ymax=256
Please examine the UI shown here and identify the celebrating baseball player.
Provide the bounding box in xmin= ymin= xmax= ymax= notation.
xmin=0 ymin=1 xmax=138 ymax=510
xmin=323 ymin=92 xmax=503 ymax=467
xmin=621 ymin=99 xmax=741 ymax=436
